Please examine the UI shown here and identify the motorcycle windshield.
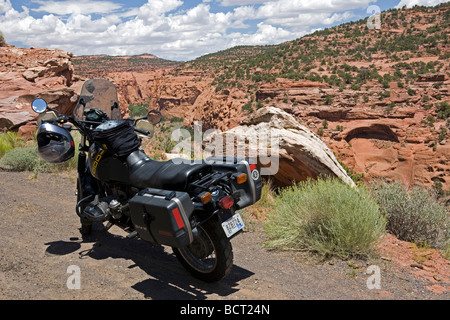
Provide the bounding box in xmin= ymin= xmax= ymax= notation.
xmin=73 ymin=79 xmax=122 ymax=121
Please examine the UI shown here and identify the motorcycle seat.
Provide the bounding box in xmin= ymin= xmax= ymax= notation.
xmin=126 ymin=150 xmax=210 ymax=191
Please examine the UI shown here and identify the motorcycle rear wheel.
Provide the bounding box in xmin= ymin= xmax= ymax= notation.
xmin=173 ymin=219 xmax=233 ymax=282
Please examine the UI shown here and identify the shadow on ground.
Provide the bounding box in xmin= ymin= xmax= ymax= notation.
xmin=45 ymin=225 xmax=254 ymax=300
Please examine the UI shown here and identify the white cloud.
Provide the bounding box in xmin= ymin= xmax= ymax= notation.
xmin=395 ymin=0 xmax=449 ymax=8
xmin=31 ymin=0 xmax=122 ymax=15
xmin=255 ymin=0 xmax=374 ymax=18
xmin=220 ymin=0 xmax=272 ymax=6
xmin=262 ymin=11 xmax=356 ymax=28
xmin=229 ymin=22 xmax=294 ymax=46
xmin=137 ymin=0 xmax=183 ymax=19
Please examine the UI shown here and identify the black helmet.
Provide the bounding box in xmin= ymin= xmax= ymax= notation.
xmin=37 ymin=123 xmax=75 ymax=163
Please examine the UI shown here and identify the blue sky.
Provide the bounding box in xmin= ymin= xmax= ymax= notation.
xmin=1 ymin=0 xmax=447 ymax=61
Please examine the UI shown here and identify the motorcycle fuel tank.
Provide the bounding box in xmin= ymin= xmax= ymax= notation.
xmin=88 ymin=143 xmax=130 ymax=184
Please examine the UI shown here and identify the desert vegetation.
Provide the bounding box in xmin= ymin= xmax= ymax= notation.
xmin=246 ymin=177 xmax=449 ymax=260
xmin=0 ymin=30 xmax=6 ymax=47
xmin=264 ymin=178 xmax=386 ymax=258
xmin=370 ymin=181 xmax=449 ymax=251
xmin=0 ymin=131 xmax=80 ymax=175
xmin=72 ymin=54 xmax=181 ymax=78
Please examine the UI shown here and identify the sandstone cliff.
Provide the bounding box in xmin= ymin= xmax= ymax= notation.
xmin=0 ymin=45 xmax=80 ymax=135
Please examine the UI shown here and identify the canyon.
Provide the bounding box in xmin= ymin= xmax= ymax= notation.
xmin=0 ymin=4 xmax=449 ymax=192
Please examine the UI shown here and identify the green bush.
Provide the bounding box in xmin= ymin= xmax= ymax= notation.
xmin=370 ymin=181 xmax=449 ymax=248
xmin=242 ymin=101 xmax=253 ymax=113
xmin=128 ymin=103 xmax=149 ymax=118
xmin=264 ymin=178 xmax=386 ymax=258
xmin=436 ymin=101 xmax=450 ymax=119
xmin=0 ymin=30 xmax=5 ymax=47
xmin=324 ymin=95 xmax=333 ymax=105
xmin=0 ymin=146 xmax=52 ymax=173
xmin=407 ymin=88 xmax=416 ymax=96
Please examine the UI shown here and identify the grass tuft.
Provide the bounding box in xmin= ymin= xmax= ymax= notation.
xmin=0 ymin=131 xmax=26 ymax=158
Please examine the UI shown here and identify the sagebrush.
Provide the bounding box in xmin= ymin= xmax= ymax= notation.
xmin=264 ymin=178 xmax=386 ymax=258
xmin=370 ymin=181 xmax=449 ymax=248
xmin=0 ymin=146 xmax=52 ymax=173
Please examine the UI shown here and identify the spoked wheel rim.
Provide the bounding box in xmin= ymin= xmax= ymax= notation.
xmin=177 ymin=225 xmax=218 ymax=274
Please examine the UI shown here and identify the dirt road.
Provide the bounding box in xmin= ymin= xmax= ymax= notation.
xmin=0 ymin=171 xmax=448 ymax=300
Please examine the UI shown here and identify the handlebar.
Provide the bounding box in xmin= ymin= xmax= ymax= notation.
xmin=134 ymin=127 xmax=150 ymax=135
xmin=40 ymin=112 xmax=153 ymax=141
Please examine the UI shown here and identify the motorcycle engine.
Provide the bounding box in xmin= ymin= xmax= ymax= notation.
xmin=83 ymin=195 xmax=124 ymax=222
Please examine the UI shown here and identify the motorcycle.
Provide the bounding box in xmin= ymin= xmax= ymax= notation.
xmin=31 ymin=79 xmax=262 ymax=282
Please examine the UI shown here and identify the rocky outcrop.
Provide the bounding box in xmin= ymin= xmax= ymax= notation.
xmin=116 ymin=66 xmax=448 ymax=192
xmin=416 ymin=73 xmax=447 ymax=82
xmin=204 ymin=106 xmax=356 ymax=188
xmin=256 ymin=79 xmax=330 ymax=105
xmin=145 ymin=75 xmax=247 ymax=131
xmin=157 ymin=84 xmax=201 ymax=112
xmin=106 ymin=70 xmax=165 ymax=117
xmin=344 ymin=123 xmax=399 ymax=143
xmin=0 ymin=45 xmax=79 ymax=131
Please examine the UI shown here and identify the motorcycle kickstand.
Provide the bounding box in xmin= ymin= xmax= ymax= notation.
xmin=79 ymin=221 xmax=114 ymax=259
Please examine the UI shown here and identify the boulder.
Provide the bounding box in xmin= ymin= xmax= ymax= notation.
xmin=22 ymin=67 xmax=47 ymax=81
xmin=204 ymin=106 xmax=356 ymax=188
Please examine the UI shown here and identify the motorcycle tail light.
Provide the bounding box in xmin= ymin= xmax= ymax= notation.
xmin=236 ymin=173 xmax=247 ymax=184
xmin=200 ymin=192 xmax=212 ymax=204
xmin=219 ymin=195 xmax=234 ymax=209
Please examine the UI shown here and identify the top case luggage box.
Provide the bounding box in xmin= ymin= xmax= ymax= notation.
xmin=129 ymin=188 xmax=195 ymax=248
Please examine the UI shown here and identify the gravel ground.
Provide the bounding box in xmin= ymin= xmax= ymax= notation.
xmin=0 ymin=171 xmax=448 ymax=301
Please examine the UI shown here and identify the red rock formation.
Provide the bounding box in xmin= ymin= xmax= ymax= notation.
xmin=105 ymin=70 xmax=449 ymax=192
xmin=0 ymin=45 xmax=80 ymax=131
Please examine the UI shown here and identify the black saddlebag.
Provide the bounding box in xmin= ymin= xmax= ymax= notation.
xmin=129 ymin=188 xmax=195 ymax=248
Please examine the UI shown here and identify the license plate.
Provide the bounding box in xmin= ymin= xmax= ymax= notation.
xmin=222 ymin=213 xmax=245 ymax=238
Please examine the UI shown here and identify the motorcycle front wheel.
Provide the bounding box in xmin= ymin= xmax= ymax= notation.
xmin=173 ymin=219 xmax=233 ymax=282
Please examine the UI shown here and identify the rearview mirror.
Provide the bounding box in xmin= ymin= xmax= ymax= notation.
xmin=135 ymin=119 xmax=154 ymax=139
xmin=147 ymin=110 xmax=162 ymax=124
xmin=31 ymin=98 xmax=48 ymax=113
